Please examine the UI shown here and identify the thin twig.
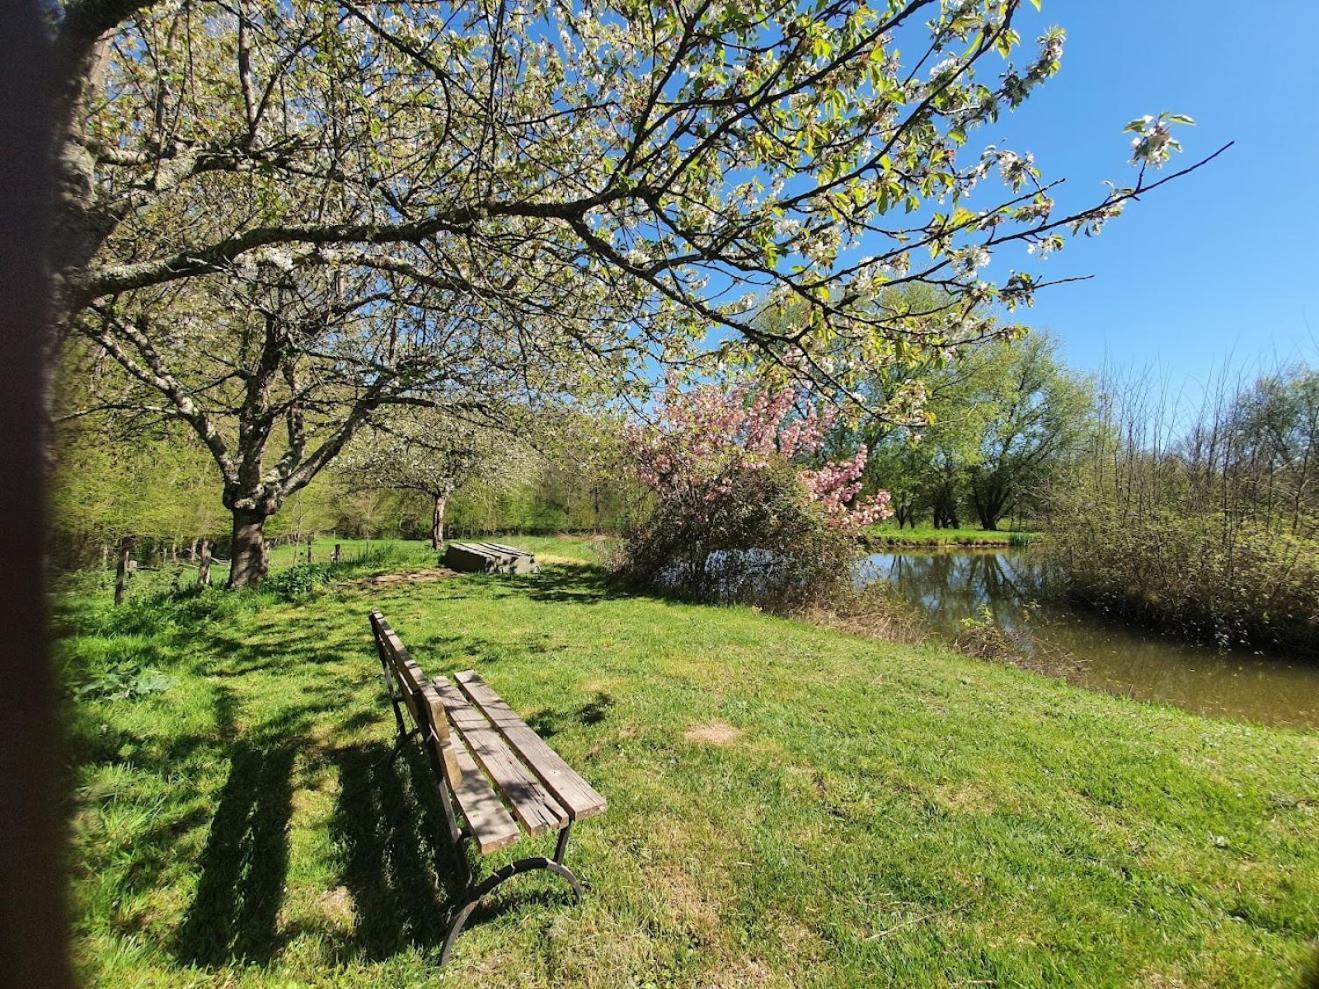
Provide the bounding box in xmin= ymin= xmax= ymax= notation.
xmin=866 ymin=901 xmax=969 ymax=940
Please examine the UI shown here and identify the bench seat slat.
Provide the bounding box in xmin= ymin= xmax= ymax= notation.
xmin=432 ymin=677 xmax=570 ymax=835
xmin=448 ymin=735 xmax=521 ymax=854
xmin=455 ymin=671 xmax=607 ymax=822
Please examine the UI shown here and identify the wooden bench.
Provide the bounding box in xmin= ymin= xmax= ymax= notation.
xmin=442 ymin=541 xmax=539 ymax=574
xmin=368 ymin=610 xmax=605 ymax=964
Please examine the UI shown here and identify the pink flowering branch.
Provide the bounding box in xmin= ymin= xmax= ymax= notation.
xmin=627 ymin=382 xmax=894 ymax=532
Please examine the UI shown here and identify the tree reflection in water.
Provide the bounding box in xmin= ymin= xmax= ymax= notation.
xmin=857 ymin=548 xmax=1319 ymax=730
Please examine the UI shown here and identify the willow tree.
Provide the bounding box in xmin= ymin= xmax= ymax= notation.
xmin=47 ymin=0 xmax=1219 ymax=585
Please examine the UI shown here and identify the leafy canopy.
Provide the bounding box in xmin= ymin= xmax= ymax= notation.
xmin=66 ymin=0 xmax=1211 ymax=414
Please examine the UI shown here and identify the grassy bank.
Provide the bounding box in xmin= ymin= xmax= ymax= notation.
xmin=59 ymin=537 xmax=1317 ymax=987
xmin=1046 ymin=510 xmax=1319 ymax=653
xmin=862 ymin=525 xmax=1038 ymax=548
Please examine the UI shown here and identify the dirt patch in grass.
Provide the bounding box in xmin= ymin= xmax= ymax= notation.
xmin=684 ymin=720 xmax=744 ymax=746
xmin=316 ymin=886 xmax=356 ymax=929
xmin=345 ymin=568 xmax=457 ymax=589
xmin=934 ymin=781 xmax=996 ymax=815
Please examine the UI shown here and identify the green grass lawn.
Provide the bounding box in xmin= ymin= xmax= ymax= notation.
xmin=59 ymin=537 xmax=1318 ymax=987
xmin=863 ymin=525 xmax=1038 ymax=546
xmin=263 ymin=536 xmax=438 ymax=569
xmin=76 ymin=534 xmax=592 ymax=600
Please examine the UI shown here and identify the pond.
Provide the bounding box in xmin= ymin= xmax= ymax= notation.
xmin=858 ymin=548 xmax=1319 ymax=731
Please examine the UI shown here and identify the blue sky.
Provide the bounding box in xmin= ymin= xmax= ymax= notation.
xmin=983 ymin=0 xmax=1319 ymax=394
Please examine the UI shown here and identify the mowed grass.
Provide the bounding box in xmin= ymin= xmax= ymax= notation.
xmin=59 ymin=537 xmax=1318 ymax=987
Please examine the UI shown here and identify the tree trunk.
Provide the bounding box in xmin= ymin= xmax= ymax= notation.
xmin=431 ymin=493 xmax=448 ymax=550
xmin=933 ymin=488 xmax=960 ymax=529
xmin=971 ymin=479 xmax=1008 ymax=531
xmin=113 ymin=535 xmax=134 ymax=607
xmin=227 ymin=509 xmax=270 ymax=589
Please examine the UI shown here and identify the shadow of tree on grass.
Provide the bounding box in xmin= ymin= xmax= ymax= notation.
xmin=523 ymin=564 xmax=619 ymax=605
xmin=526 ymin=691 xmax=614 ymax=739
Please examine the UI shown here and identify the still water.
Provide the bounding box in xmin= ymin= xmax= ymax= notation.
xmin=859 ymin=549 xmax=1319 ymax=730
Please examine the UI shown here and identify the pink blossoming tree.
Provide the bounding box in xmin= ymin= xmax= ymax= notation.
xmin=629 ymin=383 xmax=893 ymax=530
xmin=621 ymin=382 xmax=892 ymax=606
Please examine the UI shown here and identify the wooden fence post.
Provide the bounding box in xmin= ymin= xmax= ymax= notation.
xmin=197 ymin=539 xmax=212 ymax=587
xmin=114 ymin=536 xmax=135 ymax=607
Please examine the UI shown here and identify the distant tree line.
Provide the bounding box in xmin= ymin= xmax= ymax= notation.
xmin=842 ymin=331 xmax=1091 ymax=531
xmin=52 ymin=328 xmax=1096 ymax=571
xmin=50 ymin=410 xmax=634 ymax=571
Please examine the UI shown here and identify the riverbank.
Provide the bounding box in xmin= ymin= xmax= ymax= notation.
xmin=1045 ymin=511 xmax=1319 ymax=656
xmin=861 ymin=546 xmax=1319 ymax=729
xmin=59 ymin=536 xmax=1316 ymax=986
xmin=861 ymin=524 xmax=1038 ymax=548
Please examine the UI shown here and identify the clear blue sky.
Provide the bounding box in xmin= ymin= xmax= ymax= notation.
xmin=980 ymin=0 xmax=1319 ymax=393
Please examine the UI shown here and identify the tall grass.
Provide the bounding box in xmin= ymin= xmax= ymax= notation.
xmin=1044 ymin=363 xmax=1319 ymax=653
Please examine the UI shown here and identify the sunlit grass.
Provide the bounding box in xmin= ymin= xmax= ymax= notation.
xmin=60 ymin=537 xmax=1317 ymax=987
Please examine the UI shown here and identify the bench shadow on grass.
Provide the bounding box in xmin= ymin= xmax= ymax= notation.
xmin=329 ymin=743 xmax=573 ymax=962
xmin=175 ymin=736 xmax=299 ymax=967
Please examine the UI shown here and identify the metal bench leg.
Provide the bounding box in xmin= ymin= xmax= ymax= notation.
xmin=382 ymin=726 xmax=421 ymax=767
xmin=553 ymin=820 xmax=572 ymax=865
xmin=439 ymin=825 xmax=582 ymax=967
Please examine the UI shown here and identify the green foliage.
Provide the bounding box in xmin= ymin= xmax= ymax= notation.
xmin=447 ymin=456 xmax=636 ymax=537
xmin=51 ymin=417 xmax=229 ymax=567
xmin=849 ymin=329 xmax=1091 ymax=530
xmin=1045 ymin=364 xmax=1319 ymax=651
xmin=262 ymin=563 xmax=337 ymax=600
xmin=1048 ymin=508 xmax=1319 ymax=652
xmin=74 ymin=661 xmax=173 ymax=702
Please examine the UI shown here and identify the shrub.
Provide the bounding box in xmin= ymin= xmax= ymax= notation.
xmin=1043 ymin=363 xmax=1319 ymax=653
xmin=617 ymin=383 xmax=892 ymax=609
xmin=1045 ymin=506 xmax=1319 ymax=651
xmin=263 ymin=562 xmax=338 ymax=599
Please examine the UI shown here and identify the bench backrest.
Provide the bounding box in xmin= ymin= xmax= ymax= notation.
xmin=370 ymin=611 xmax=462 ymax=789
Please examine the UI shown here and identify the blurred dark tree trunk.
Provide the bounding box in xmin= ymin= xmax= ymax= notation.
xmin=0 ymin=1 xmax=75 ymax=982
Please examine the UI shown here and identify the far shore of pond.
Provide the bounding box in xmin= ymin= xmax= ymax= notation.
xmin=860 ymin=525 xmax=1040 ymax=548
